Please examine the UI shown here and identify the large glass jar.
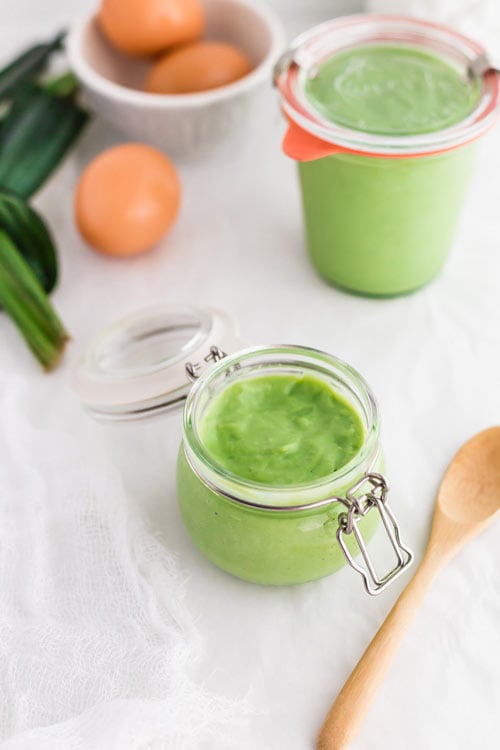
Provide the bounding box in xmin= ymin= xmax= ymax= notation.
xmin=71 ymin=306 xmax=412 ymax=595
xmin=274 ymin=15 xmax=499 ymax=296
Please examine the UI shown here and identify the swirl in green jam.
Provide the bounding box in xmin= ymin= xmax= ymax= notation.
xmin=305 ymin=44 xmax=481 ymax=136
xmin=198 ymin=373 xmax=363 ymax=487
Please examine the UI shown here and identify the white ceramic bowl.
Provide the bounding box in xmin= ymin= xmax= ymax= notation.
xmin=67 ymin=0 xmax=285 ymax=158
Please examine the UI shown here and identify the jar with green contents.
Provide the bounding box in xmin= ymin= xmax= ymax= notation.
xmin=274 ymin=16 xmax=499 ymax=296
xmin=71 ymin=306 xmax=412 ymax=593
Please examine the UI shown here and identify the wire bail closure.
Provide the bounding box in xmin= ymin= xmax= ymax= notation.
xmin=336 ymin=472 xmax=413 ymax=595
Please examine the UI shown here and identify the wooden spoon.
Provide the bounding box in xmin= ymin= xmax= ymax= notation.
xmin=317 ymin=427 xmax=500 ymax=750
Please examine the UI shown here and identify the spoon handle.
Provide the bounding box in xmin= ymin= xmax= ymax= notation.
xmin=317 ymin=555 xmax=438 ymax=750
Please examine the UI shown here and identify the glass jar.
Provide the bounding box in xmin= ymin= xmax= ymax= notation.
xmin=274 ymin=15 xmax=499 ymax=296
xmin=71 ymin=306 xmax=412 ymax=594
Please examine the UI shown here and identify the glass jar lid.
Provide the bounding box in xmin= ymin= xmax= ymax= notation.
xmin=275 ymin=14 xmax=500 ymax=156
xmin=70 ymin=305 xmax=243 ymax=421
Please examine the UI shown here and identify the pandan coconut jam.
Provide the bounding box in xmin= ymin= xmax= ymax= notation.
xmin=275 ymin=16 xmax=499 ymax=296
xmin=177 ymin=344 xmax=411 ymax=588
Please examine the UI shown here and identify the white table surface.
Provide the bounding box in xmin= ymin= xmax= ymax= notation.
xmin=1 ymin=2 xmax=500 ymax=749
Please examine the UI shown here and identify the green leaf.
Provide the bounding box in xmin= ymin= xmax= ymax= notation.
xmin=42 ymin=70 xmax=79 ymax=98
xmin=0 ymin=83 xmax=89 ymax=199
xmin=0 ymin=229 xmax=68 ymax=369
xmin=0 ymin=191 xmax=57 ymax=292
xmin=0 ymin=32 xmax=64 ymax=103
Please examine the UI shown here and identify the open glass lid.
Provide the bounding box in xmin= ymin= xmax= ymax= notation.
xmin=70 ymin=305 xmax=243 ymax=421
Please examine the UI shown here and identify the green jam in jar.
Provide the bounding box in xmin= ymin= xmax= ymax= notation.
xmin=198 ymin=373 xmax=364 ymax=486
xmin=305 ymin=44 xmax=480 ymax=136
xmin=177 ymin=349 xmax=382 ymax=585
xmin=277 ymin=17 xmax=497 ymax=296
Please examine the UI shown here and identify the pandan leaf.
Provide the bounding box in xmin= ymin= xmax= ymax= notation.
xmin=0 ymin=32 xmax=64 ymax=103
xmin=0 ymin=229 xmax=68 ymax=369
xmin=0 ymin=191 xmax=57 ymax=292
xmin=0 ymin=83 xmax=88 ymax=199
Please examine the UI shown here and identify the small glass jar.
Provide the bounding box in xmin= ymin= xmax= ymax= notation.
xmin=179 ymin=344 xmax=387 ymax=586
xmin=71 ymin=306 xmax=412 ymax=594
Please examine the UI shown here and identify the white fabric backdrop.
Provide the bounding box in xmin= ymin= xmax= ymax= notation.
xmin=1 ymin=2 xmax=500 ymax=749
xmin=367 ymin=0 xmax=500 ymax=51
xmin=0 ymin=379 xmax=250 ymax=750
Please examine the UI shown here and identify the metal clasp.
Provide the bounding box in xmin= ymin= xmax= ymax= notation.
xmin=466 ymin=52 xmax=500 ymax=81
xmin=185 ymin=346 xmax=226 ymax=381
xmin=336 ymin=473 xmax=413 ymax=596
xmin=273 ymin=46 xmax=319 ymax=86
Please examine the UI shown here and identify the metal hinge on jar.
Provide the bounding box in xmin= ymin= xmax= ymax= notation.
xmin=185 ymin=346 xmax=227 ymax=381
xmin=336 ymin=473 xmax=413 ymax=596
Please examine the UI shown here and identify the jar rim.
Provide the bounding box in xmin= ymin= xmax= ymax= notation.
xmin=182 ymin=344 xmax=381 ymax=511
xmin=275 ymin=14 xmax=500 ymax=157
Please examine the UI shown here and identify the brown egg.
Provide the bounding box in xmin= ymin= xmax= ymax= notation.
xmin=144 ymin=41 xmax=253 ymax=94
xmin=75 ymin=143 xmax=181 ymax=257
xmin=98 ymin=0 xmax=204 ymax=57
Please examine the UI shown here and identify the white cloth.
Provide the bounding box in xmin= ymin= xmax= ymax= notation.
xmin=1 ymin=2 xmax=500 ymax=749
xmin=367 ymin=0 xmax=500 ymax=53
xmin=0 ymin=374 xmax=249 ymax=750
